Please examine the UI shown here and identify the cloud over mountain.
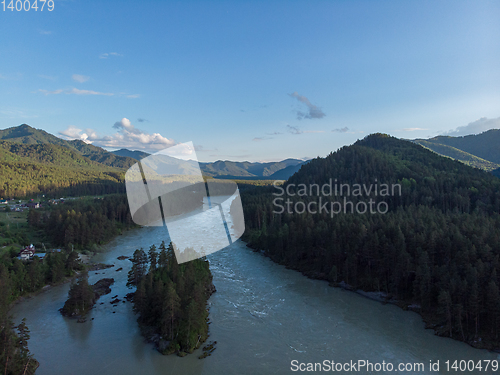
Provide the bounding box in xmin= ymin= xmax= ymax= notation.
xmin=443 ymin=117 xmax=500 ymax=137
xmin=59 ymin=118 xmax=175 ymax=151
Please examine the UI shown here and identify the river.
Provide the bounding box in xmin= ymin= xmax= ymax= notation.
xmin=11 ymin=209 xmax=500 ymax=374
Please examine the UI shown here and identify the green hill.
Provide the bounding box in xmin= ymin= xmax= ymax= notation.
xmin=493 ymin=167 xmax=500 ymax=178
xmin=111 ymin=148 xmax=150 ymax=161
xmin=0 ymin=125 xmax=129 ymax=197
xmin=267 ymin=161 xmax=308 ymax=180
xmin=413 ymin=129 xmax=500 ymax=171
xmin=199 ymin=158 xmax=304 ymax=178
xmin=0 ymin=141 xmax=111 ymax=169
xmin=0 ymin=124 xmax=70 ymax=147
xmin=66 ymin=141 xmax=136 ymax=169
xmin=0 ymin=159 xmax=124 ymax=198
xmin=0 ymin=124 xmax=136 ymax=169
xmin=413 ymin=139 xmax=500 ymax=171
xmin=242 ymin=133 xmax=500 ymax=350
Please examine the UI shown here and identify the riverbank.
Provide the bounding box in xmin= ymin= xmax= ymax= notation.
xmin=248 ymin=244 xmax=500 ymax=353
xmin=8 ymin=262 xmax=116 ymax=311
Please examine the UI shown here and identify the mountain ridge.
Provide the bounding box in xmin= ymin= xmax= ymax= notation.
xmin=413 ymin=129 xmax=500 ymax=171
xmin=0 ymin=125 xmax=307 ymax=190
xmin=0 ymin=124 xmax=137 ymax=169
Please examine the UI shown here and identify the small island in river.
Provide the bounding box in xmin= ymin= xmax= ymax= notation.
xmin=60 ymin=273 xmax=114 ymax=320
xmin=127 ymin=241 xmax=215 ymax=356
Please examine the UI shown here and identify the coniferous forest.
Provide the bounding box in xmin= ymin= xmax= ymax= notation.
xmin=241 ymin=134 xmax=500 ymax=350
xmin=27 ymin=195 xmax=136 ymax=249
xmin=128 ymin=241 xmax=215 ymax=356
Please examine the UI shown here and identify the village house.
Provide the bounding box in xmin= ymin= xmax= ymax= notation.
xmin=19 ymin=244 xmax=36 ymax=260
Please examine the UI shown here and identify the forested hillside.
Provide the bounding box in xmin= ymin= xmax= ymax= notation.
xmin=413 ymin=139 xmax=500 ymax=172
xmin=0 ymin=124 xmax=136 ymax=169
xmin=241 ymin=133 xmax=500 ymax=350
xmin=27 ymin=195 xmax=135 ymax=249
xmin=414 ymin=129 xmax=500 ymax=171
xmin=0 ymin=160 xmax=125 ymax=198
xmin=0 ymin=125 xmax=131 ymax=198
xmin=0 ymin=141 xmax=109 ymax=169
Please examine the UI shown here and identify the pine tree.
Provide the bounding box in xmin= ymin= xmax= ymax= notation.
xmin=127 ymin=248 xmax=148 ymax=287
xmin=161 ymin=280 xmax=181 ymax=341
xmin=486 ymin=280 xmax=500 ymax=338
xmin=438 ymin=290 xmax=453 ymax=337
xmin=65 ymin=251 xmax=80 ymax=274
xmin=158 ymin=241 xmax=168 ymax=269
xmin=148 ymin=245 xmax=158 ymax=272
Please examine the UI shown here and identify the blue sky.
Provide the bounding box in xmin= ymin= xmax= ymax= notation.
xmin=1 ymin=0 xmax=499 ymax=162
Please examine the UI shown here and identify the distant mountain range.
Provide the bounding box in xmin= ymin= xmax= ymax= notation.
xmin=413 ymin=129 xmax=500 ymax=172
xmin=111 ymin=148 xmax=150 ymax=161
xmin=0 ymin=124 xmax=308 ymax=197
xmin=111 ymin=144 xmax=307 ymax=179
xmin=199 ymin=158 xmax=306 ymax=179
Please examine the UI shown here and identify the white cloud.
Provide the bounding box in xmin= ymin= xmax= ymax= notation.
xmin=38 ymin=89 xmax=64 ymax=95
xmin=126 ymin=94 xmax=140 ymax=99
xmin=442 ymin=117 xmax=500 ymax=136
xmin=59 ymin=126 xmax=96 ymax=144
xmin=69 ymin=88 xmax=113 ymax=96
xmin=38 ymin=88 xmax=113 ymax=96
xmin=99 ymin=52 xmax=123 ymax=59
xmin=59 ymin=118 xmax=176 ymax=151
xmin=39 ymin=30 xmax=52 ymax=35
xmin=72 ymin=74 xmax=90 ymax=83
xmin=156 ymin=142 xmax=196 ymax=160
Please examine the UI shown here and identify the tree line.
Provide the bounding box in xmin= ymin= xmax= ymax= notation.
xmin=0 ymin=159 xmax=125 ymax=198
xmin=27 ymin=195 xmax=136 ymax=249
